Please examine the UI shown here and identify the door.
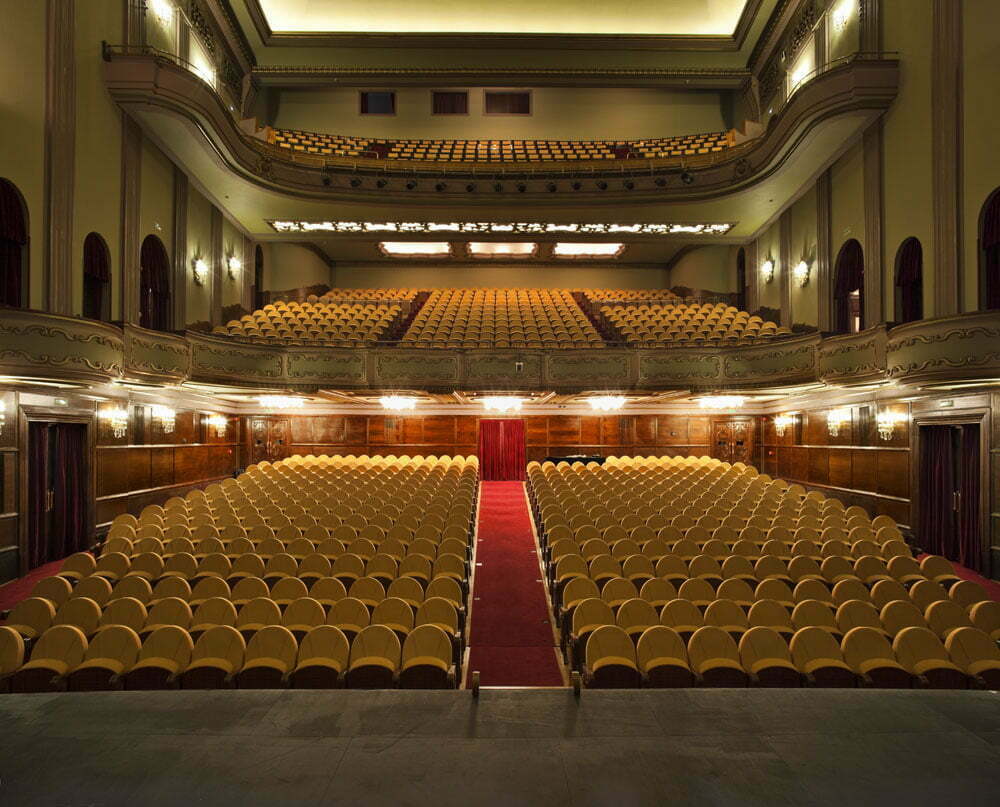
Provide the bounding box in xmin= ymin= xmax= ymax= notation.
xmin=918 ymin=424 xmax=982 ymax=571
xmin=478 ymin=419 xmax=526 ymax=481
xmin=712 ymin=419 xmax=755 ymax=465
xmin=27 ymin=422 xmax=89 ymax=569
xmin=248 ymin=417 xmax=291 ymax=464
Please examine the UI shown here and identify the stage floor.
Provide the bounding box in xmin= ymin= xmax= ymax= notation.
xmin=1 ymin=688 xmax=998 ymax=805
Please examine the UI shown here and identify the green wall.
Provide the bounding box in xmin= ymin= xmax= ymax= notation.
xmin=139 ymin=138 xmax=175 ymax=273
xmin=668 ymin=245 xmax=735 ymax=293
xmin=756 ymin=219 xmax=782 ymax=311
xmin=829 ymin=140 xmax=865 ymax=269
xmin=789 ymin=184 xmax=818 ymax=327
xmin=185 ymin=185 xmax=214 ymax=326
xmin=267 ymin=243 xmax=333 ymax=290
xmin=221 ymin=216 xmax=245 ymax=309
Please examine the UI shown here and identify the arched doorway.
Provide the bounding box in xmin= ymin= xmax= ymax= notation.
xmin=833 ymin=239 xmax=864 ymax=333
xmin=139 ymin=234 xmax=171 ymax=330
xmin=894 ymin=237 xmax=923 ymax=323
xmin=253 ymin=244 xmax=264 ymax=310
xmin=735 ymin=247 xmax=747 ymax=312
xmin=980 ymin=187 xmax=1000 ymax=310
xmin=82 ymin=232 xmax=111 ymax=321
xmin=0 ymin=177 xmax=28 ymax=308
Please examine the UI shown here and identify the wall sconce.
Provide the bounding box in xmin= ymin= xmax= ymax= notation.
xmin=379 ymin=396 xmax=417 ymax=411
xmin=774 ymin=414 xmax=796 ymax=437
xmin=482 ymin=396 xmax=523 ymax=413
xmin=827 ymin=408 xmax=851 ymax=437
xmin=148 ymin=0 xmax=174 ymax=24
xmin=793 ymin=260 xmax=810 ymax=286
xmin=761 ymin=259 xmax=775 ymax=283
xmin=205 ymin=414 xmax=227 ymax=438
xmin=876 ymin=410 xmax=907 ymax=441
xmin=227 ymin=256 xmax=242 ymax=280
xmin=832 ymin=0 xmax=853 ymax=31
xmin=101 ymin=407 xmax=129 ymax=439
xmin=192 ymin=258 xmax=209 ymax=286
xmin=151 ymin=405 xmax=176 ymax=434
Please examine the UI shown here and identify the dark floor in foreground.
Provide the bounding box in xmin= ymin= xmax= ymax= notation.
xmin=1 ymin=688 xmax=998 ymax=806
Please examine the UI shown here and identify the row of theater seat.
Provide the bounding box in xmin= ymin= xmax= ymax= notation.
xmin=213 ymin=300 xmax=403 ymax=345
xmin=400 ymin=288 xmax=603 ymax=349
xmin=268 ymin=128 xmax=734 ymax=163
xmin=0 ymin=622 xmax=457 ymax=693
xmin=580 ymin=623 xmax=1000 ymax=689
xmin=0 ymin=454 xmax=478 ymax=692
xmin=598 ymin=302 xmax=789 ymax=346
xmin=529 ymin=455 xmax=999 ymax=689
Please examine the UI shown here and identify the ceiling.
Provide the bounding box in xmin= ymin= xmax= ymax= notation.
xmin=255 ymin=0 xmax=751 ymax=36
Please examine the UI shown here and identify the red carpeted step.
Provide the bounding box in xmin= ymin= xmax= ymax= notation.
xmin=466 ymin=481 xmax=564 ymax=686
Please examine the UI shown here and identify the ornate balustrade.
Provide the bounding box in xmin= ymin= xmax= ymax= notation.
xmin=4 ymin=309 xmax=999 ymax=393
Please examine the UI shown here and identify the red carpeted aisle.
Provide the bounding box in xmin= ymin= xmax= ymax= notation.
xmin=0 ymin=559 xmax=65 ymax=612
xmin=466 ymin=481 xmax=564 ymax=687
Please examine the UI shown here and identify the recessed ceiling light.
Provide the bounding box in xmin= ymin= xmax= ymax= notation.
xmin=379 ymin=241 xmax=451 ymax=257
xmin=467 ymin=242 xmax=536 ymax=258
xmin=553 ymin=243 xmax=624 ymax=258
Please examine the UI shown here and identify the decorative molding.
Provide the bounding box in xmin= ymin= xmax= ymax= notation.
xmin=724 ymin=341 xmax=817 ymax=381
xmin=817 ymin=325 xmax=887 ymax=383
xmin=816 ymin=168 xmax=832 ymax=331
xmin=886 ymin=312 xmax=1000 ymax=384
xmin=859 ymin=0 xmax=882 ymax=52
xmin=119 ymin=113 xmax=142 ymax=324
xmin=240 ymin=0 xmax=766 ymax=52
xmin=862 ymin=119 xmax=884 ymax=326
xmin=546 ymin=352 xmax=632 ymax=386
xmin=931 ymin=0 xmax=963 ymax=316
xmin=749 ymin=0 xmax=805 ymax=73
xmin=172 ymin=166 xmax=188 ymax=330
xmin=639 ymin=353 xmax=721 ymax=383
xmin=44 ymin=0 xmax=76 ymax=315
xmin=123 ymin=325 xmax=191 ymax=382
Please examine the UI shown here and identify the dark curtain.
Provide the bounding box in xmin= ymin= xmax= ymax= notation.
xmin=0 ymin=179 xmax=27 ymax=308
xmin=736 ymin=249 xmax=747 ymax=312
xmin=478 ymin=419 xmax=526 ymax=481
xmin=140 ymin=236 xmax=171 ymax=330
xmin=986 ymin=244 xmax=1000 ymax=310
xmin=917 ymin=426 xmax=954 ymax=558
xmin=957 ymin=425 xmax=981 ymax=571
xmin=27 ymin=423 xmax=50 ymax=570
xmin=49 ymin=424 xmax=89 ymax=562
xmin=895 ymin=238 xmax=923 ymax=322
xmin=834 ymin=240 xmax=865 ymax=333
xmin=433 ymin=92 xmax=468 ymax=114
xmin=83 ymin=233 xmax=110 ymax=320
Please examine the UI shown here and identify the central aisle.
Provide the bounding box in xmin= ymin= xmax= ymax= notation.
xmin=466 ymin=481 xmax=565 ymax=686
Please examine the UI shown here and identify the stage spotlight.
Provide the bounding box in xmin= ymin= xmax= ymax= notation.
xmin=516 ymin=182 xmax=527 ymax=193
xmin=623 ymin=180 xmax=634 ymax=190
xmin=571 ymin=181 xmax=582 ymax=191
xmin=493 ymin=182 xmax=503 ymax=192
xmin=596 ymin=180 xmax=608 ymax=191
xmin=654 ymin=176 xmax=667 ymax=187
xmin=435 ymin=182 xmax=448 ymax=192
xmin=406 ymin=180 xmax=418 ymax=190
xmin=376 ymin=178 xmax=388 ymax=188
xmin=466 ymin=183 xmax=476 ymax=192
xmin=349 ymin=178 xmax=362 ymax=188
xmin=546 ymin=182 xmax=557 ymax=192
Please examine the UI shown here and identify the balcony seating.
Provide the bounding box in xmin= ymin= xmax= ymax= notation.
xmin=268 ymin=128 xmax=735 ymax=164
xmin=214 ymin=299 xmax=404 ymax=346
xmin=527 ymin=455 xmax=995 ymax=689
xmin=400 ymin=288 xmax=603 ymax=349
xmin=599 ymin=301 xmax=790 ymax=346
xmin=4 ymin=453 xmax=476 ymax=690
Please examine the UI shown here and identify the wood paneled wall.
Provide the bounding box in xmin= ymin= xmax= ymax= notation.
xmin=761 ymin=400 xmax=912 ymax=528
xmin=278 ymin=414 xmax=715 ymax=463
xmin=95 ymin=404 xmax=239 ymax=527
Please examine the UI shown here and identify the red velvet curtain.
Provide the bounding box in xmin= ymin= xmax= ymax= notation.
xmin=50 ymin=424 xmax=89 ymax=562
xmin=957 ymin=425 xmax=981 ymax=571
xmin=478 ymin=419 xmax=526 ymax=481
xmin=918 ymin=426 xmax=954 ymax=558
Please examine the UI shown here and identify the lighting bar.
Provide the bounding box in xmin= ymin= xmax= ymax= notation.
xmin=379 ymin=241 xmax=451 ymax=257
xmin=270 ymin=220 xmax=734 ymax=236
xmin=553 ymin=243 xmax=624 ymax=258
xmin=379 ymin=396 xmax=418 ymax=411
xmin=481 ymin=396 xmax=524 ymax=413
xmin=587 ymin=396 xmax=626 ymax=411
xmin=697 ymin=395 xmax=746 ymax=410
xmin=258 ymin=395 xmax=306 ymax=410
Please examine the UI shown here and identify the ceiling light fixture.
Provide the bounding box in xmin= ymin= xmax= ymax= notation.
xmin=553 ymin=243 xmax=624 ymax=258
xmin=588 ymin=396 xmax=626 ymax=411
xmin=482 ymin=396 xmax=523 ymax=413
xmin=379 ymin=241 xmax=451 ymax=257
xmin=697 ymin=395 xmax=746 ymax=410
xmin=270 ymin=220 xmax=734 ymax=237
xmin=379 ymin=396 xmax=418 ymax=411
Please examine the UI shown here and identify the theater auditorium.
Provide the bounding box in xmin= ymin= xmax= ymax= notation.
xmin=1 ymin=0 xmax=999 ymax=803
